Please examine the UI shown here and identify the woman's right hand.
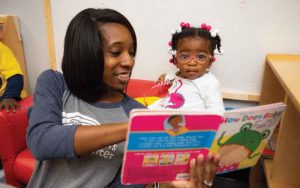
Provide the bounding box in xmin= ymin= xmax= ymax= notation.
xmin=162 ymin=153 xmax=220 ymax=188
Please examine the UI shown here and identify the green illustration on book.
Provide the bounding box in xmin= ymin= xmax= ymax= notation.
xmin=217 ymin=122 xmax=270 ymax=167
xmin=211 ymin=103 xmax=285 ymax=173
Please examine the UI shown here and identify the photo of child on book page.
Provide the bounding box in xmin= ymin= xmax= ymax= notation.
xmin=164 ymin=115 xmax=188 ymax=136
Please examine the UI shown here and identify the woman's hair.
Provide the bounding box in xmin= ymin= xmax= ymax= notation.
xmin=62 ymin=8 xmax=137 ymax=102
xmin=171 ymin=27 xmax=221 ymax=56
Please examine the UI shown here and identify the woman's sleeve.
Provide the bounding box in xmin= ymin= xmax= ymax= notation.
xmin=26 ymin=70 xmax=79 ymax=160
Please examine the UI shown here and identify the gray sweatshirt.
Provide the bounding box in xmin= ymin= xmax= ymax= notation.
xmin=26 ymin=70 xmax=145 ymax=188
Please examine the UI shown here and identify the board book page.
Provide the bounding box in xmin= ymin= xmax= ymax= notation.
xmin=121 ymin=110 xmax=222 ymax=184
xmin=121 ymin=103 xmax=285 ymax=184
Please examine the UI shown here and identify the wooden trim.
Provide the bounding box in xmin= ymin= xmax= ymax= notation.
xmin=266 ymin=53 xmax=300 ymax=62
xmin=44 ymin=0 xmax=57 ymax=70
xmin=222 ymin=91 xmax=260 ymax=102
xmin=0 ymin=17 xmax=6 ymax=24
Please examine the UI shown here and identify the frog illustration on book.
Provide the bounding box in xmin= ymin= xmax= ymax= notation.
xmin=217 ymin=122 xmax=270 ymax=169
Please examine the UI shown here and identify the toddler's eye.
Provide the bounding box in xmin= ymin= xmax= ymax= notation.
xmin=179 ymin=54 xmax=189 ymax=61
xmin=196 ymin=54 xmax=208 ymax=61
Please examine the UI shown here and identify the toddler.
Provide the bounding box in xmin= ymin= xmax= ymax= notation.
xmin=148 ymin=22 xmax=224 ymax=114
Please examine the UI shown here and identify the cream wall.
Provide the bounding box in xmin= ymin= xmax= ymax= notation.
xmin=1 ymin=0 xmax=300 ymax=100
xmin=50 ymin=0 xmax=300 ymax=98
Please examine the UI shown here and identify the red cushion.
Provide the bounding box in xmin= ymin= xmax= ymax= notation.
xmin=126 ymin=79 xmax=169 ymax=98
xmin=13 ymin=149 xmax=35 ymax=183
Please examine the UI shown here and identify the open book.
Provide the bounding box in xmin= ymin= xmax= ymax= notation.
xmin=121 ymin=103 xmax=285 ymax=184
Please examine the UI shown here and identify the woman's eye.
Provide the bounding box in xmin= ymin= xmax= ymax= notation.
xmin=110 ymin=51 xmax=121 ymax=57
xmin=129 ymin=50 xmax=135 ymax=57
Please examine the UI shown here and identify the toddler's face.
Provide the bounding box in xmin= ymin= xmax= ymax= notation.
xmin=175 ymin=37 xmax=212 ymax=80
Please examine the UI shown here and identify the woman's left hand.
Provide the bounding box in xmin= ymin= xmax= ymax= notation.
xmin=163 ymin=153 xmax=220 ymax=188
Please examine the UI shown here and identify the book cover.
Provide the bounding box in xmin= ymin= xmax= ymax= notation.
xmin=121 ymin=103 xmax=285 ymax=184
xmin=121 ymin=110 xmax=223 ymax=184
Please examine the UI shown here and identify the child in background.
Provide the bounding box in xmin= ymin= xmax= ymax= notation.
xmin=148 ymin=22 xmax=224 ymax=114
xmin=0 ymin=23 xmax=24 ymax=112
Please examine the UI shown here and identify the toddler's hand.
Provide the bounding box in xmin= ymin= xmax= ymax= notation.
xmin=0 ymin=98 xmax=21 ymax=113
xmin=155 ymin=74 xmax=166 ymax=83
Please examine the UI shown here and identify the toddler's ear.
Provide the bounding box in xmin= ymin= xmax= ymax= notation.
xmin=207 ymin=61 xmax=213 ymax=69
xmin=174 ymin=59 xmax=179 ymax=67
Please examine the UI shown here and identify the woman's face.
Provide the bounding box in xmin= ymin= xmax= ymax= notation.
xmin=100 ymin=23 xmax=135 ymax=91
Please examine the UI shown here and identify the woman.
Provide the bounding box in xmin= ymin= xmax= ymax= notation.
xmin=27 ymin=8 xmax=219 ymax=188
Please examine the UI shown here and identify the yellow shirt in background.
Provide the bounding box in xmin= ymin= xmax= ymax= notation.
xmin=0 ymin=42 xmax=26 ymax=98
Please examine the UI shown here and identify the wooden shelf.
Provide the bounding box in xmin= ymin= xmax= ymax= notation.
xmin=265 ymin=55 xmax=300 ymax=113
xmin=260 ymin=54 xmax=300 ymax=187
xmin=263 ymin=159 xmax=297 ymax=188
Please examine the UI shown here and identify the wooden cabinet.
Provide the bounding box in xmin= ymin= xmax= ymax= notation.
xmin=0 ymin=15 xmax=30 ymax=96
xmin=260 ymin=54 xmax=300 ymax=188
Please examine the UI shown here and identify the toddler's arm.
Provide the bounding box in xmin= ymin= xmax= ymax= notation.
xmin=155 ymin=73 xmax=176 ymax=83
xmin=204 ymin=81 xmax=224 ymax=114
